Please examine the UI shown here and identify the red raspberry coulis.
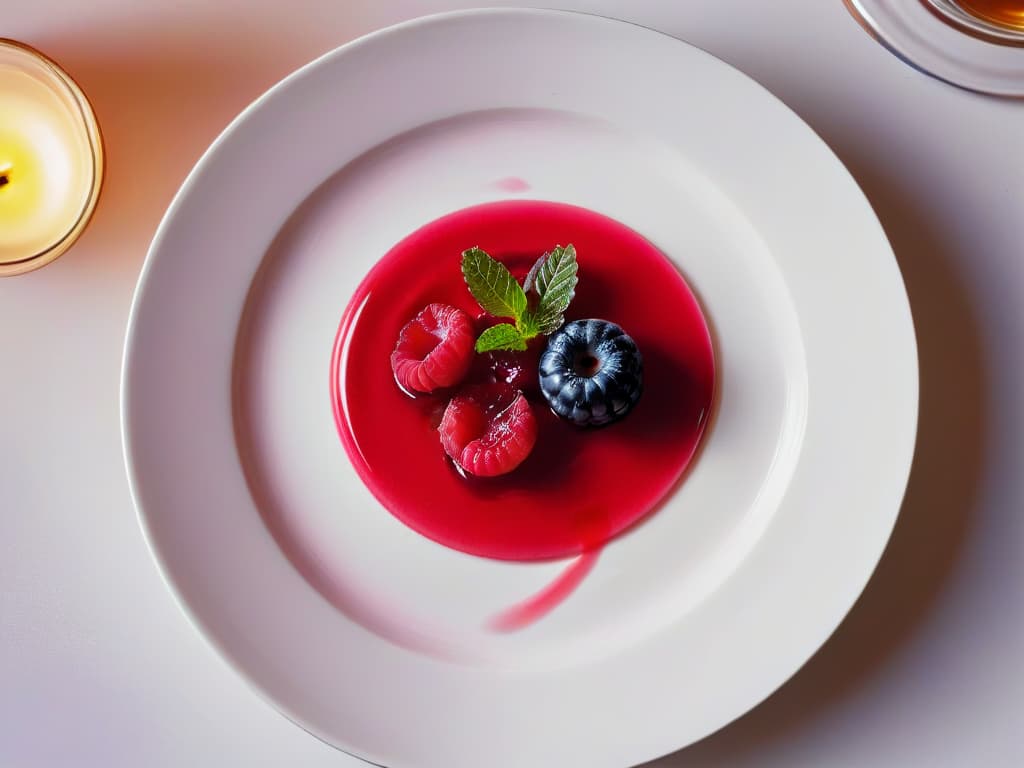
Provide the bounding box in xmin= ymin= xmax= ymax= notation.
xmin=331 ymin=201 xmax=715 ymax=627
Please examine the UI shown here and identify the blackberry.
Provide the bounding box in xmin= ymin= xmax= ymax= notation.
xmin=538 ymin=319 xmax=643 ymax=427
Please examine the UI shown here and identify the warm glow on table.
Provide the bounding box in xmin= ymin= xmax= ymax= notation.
xmin=0 ymin=40 xmax=102 ymax=275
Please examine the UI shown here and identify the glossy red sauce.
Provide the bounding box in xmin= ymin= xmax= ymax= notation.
xmin=332 ymin=200 xmax=714 ymax=572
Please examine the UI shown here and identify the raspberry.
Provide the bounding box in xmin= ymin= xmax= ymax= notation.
xmin=468 ymin=346 xmax=543 ymax=395
xmin=467 ymin=316 xmax=543 ymax=394
xmin=390 ymin=303 xmax=475 ymax=394
xmin=438 ymin=383 xmax=538 ymax=477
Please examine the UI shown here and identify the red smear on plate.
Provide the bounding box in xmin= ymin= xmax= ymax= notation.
xmin=493 ymin=176 xmax=531 ymax=192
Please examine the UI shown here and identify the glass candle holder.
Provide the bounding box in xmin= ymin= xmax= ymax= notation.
xmin=0 ymin=39 xmax=104 ymax=277
xmin=925 ymin=0 xmax=1024 ymax=44
xmin=844 ymin=0 xmax=1024 ymax=97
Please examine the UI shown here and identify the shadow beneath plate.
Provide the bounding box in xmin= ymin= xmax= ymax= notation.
xmin=644 ymin=141 xmax=986 ymax=766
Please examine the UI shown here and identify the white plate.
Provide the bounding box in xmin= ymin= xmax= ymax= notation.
xmin=122 ymin=9 xmax=918 ymax=767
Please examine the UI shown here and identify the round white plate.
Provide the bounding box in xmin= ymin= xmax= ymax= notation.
xmin=122 ymin=9 xmax=918 ymax=768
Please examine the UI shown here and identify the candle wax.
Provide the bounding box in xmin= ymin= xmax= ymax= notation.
xmin=0 ymin=55 xmax=94 ymax=264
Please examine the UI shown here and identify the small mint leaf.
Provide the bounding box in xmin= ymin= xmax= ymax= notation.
xmin=461 ymin=247 xmax=527 ymax=320
xmin=535 ymin=313 xmax=565 ymax=336
xmin=517 ymin=310 xmax=541 ymax=339
xmin=533 ymin=244 xmax=578 ymax=333
xmin=523 ymin=254 xmax=545 ymax=294
xmin=475 ymin=323 xmax=527 ymax=352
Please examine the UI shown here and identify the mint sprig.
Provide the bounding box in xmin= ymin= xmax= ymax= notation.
xmin=461 ymin=244 xmax=579 ymax=353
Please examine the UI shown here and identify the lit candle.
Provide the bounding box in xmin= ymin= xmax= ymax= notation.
xmin=0 ymin=39 xmax=103 ymax=276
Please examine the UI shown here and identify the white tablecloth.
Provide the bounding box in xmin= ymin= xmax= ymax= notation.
xmin=3 ymin=1 xmax=1022 ymax=765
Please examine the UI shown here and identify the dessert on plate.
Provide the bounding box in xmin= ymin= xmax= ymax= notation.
xmin=332 ymin=200 xmax=715 ymax=567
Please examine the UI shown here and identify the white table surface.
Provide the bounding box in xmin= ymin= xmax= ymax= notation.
xmin=3 ymin=1 xmax=1022 ymax=766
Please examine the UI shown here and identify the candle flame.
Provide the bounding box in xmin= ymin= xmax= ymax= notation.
xmin=0 ymin=126 xmax=54 ymax=251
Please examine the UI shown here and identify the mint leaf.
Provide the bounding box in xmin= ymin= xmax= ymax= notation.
xmin=475 ymin=323 xmax=527 ymax=352
xmin=517 ymin=311 xmax=541 ymax=339
xmin=533 ymin=244 xmax=578 ymax=334
xmin=522 ymin=254 xmax=545 ymax=294
xmin=461 ymin=247 xmax=527 ymax=320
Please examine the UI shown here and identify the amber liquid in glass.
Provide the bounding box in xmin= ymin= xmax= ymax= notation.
xmin=955 ymin=0 xmax=1024 ymax=30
